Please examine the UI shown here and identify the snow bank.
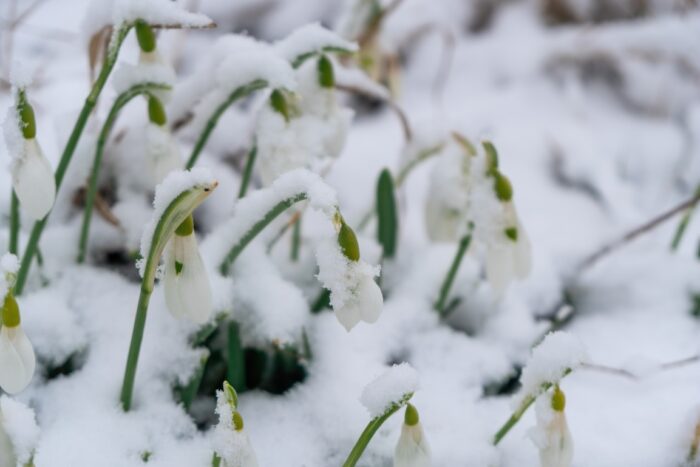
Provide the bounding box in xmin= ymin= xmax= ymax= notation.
xmin=0 ymin=396 xmax=39 ymax=465
xmin=275 ymin=22 xmax=358 ymax=64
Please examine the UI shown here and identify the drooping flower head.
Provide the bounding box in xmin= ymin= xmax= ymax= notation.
xmin=394 ymin=403 xmax=432 ymax=467
xmin=2 ymin=88 xmax=56 ymax=220
xmin=0 ymin=255 xmax=36 ymax=395
xmin=528 ymin=386 xmax=574 ymax=467
xmin=163 ymin=215 xmax=212 ymax=324
xmin=213 ymin=381 xmax=259 ymax=467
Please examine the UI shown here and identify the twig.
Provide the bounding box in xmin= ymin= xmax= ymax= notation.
xmin=580 ymin=362 xmax=637 ymax=380
xmin=148 ymin=22 xmax=216 ymax=30
xmin=578 ymin=191 xmax=700 ymax=272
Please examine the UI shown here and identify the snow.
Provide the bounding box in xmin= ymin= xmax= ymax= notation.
xmin=516 ymin=331 xmax=589 ymax=407
xmin=360 ymin=363 xmax=419 ymax=418
xmin=3 ymin=1 xmax=700 ymax=466
xmin=1 ymin=253 xmax=19 ymax=297
xmin=0 ymin=396 xmax=40 ymax=465
xmin=275 ymin=22 xmax=358 ymax=65
xmin=138 ymin=168 xmax=217 ymax=276
xmin=111 ymin=62 xmax=176 ymax=96
xmin=113 ymin=0 xmax=213 ymax=28
xmin=2 ymin=99 xmax=25 ymax=165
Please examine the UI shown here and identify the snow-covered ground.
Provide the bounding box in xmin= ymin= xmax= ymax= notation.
xmin=2 ymin=0 xmax=700 ymax=466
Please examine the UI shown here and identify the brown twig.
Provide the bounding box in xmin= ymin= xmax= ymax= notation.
xmin=580 ymin=362 xmax=637 ymax=380
xmin=148 ymin=22 xmax=216 ymax=30
xmin=335 ymin=83 xmax=412 ymax=142
xmin=578 ymin=191 xmax=700 ymax=272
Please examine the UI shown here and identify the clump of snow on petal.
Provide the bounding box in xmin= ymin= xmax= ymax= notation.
xmin=0 ymin=396 xmax=39 ymax=465
xmin=276 ymin=22 xmax=358 ymax=64
xmin=138 ymin=168 xmax=216 ymax=275
xmin=335 ymin=64 xmax=390 ymax=100
xmin=216 ymin=48 xmax=296 ymax=93
xmin=515 ymin=332 xmax=588 ymax=407
xmin=213 ymin=390 xmax=258 ymax=466
xmin=113 ymin=0 xmax=212 ymax=28
xmin=0 ymin=253 xmax=19 ymax=297
xmin=360 ymin=363 xmax=419 ymax=418
xmin=2 ymin=103 xmax=25 ymax=166
xmin=9 ymin=61 xmax=34 ymax=89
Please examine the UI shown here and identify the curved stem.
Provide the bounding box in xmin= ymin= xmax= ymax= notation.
xmin=9 ymin=191 xmax=19 ymax=254
xmin=434 ymin=233 xmax=472 ymax=316
xmin=185 ymin=80 xmax=268 ymax=169
xmin=77 ymin=83 xmax=170 ymax=263
xmin=13 ymin=24 xmax=132 ymax=295
xmin=219 ymin=193 xmax=307 ymax=275
xmin=237 ymin=145 xmax=257 ymax=199
xmin=342 ymin=400 xmax=408 ymax=467
xmin=493 ymin=393 xmax=536 ymax=445
xmin=120 ymin=285 xmax=153 ymax=411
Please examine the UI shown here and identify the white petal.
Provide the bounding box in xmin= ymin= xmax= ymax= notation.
xmin=514 ymin=224 xmax=532 ymax=279
xmin=539 ymin=412 xmax=573 ymax=467
xmin=163 ymin=234 xmax=212 ymax=324
xmin=0 ymin=327 xmax=35 ymax=395
xmin=485 ymin=244 xmax=514 ymax=295
xmin=12 ymin=139 xmax=55 ymax=220
xmin=357 ymin=275 xmax=383 ymax=324
xmin=394 ymin=423 xmax=431 ymax=467
xmin=147 ymin=124 xmax=183 ymax=185
xmin=335 ymin=300 xmax=362 ymax=332
xmin=425 ymin=193 xmax=458 ymax=243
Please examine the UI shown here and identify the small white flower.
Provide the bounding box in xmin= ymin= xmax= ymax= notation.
xmin=163 ymin=219 xmax=212 ymax=324
xmin=11 ymin=138 xmax=56 ymax=221
xmin=394 ymin=404 xmax=431 ymax=467
xmin=485 ymin=206 xmax=532 ymax=295
xmin=335 ymin=273 xmax=383 ymax=332
xmin=146 ymin=122 xmax=183 ymax=185
xmin=214 ymin=384 xmax=259 ymax=467
xmin=529 ymin=387 xmax=573 ymax=467
xmin=0 ymin=296 xmax=35 ymax=395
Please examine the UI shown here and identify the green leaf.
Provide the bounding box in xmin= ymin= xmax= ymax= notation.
xmin=376 ymin=169 xmax=398 ymax=258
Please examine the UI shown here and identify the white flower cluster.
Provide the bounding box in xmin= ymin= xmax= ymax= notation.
xmin=425 ymin=136 xmax=532 ymax=294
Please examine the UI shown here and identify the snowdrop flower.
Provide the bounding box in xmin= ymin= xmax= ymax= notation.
xmin=3 ymin=91 xmax=55 ymax=220
xmin=163 ymin=215 xmax=212 ymax=324
xmin=0 ymin=294 xmax=36 ymax=395
xmin=394 ymin=404 xmax=431 ymax=467
xmin=214 ymin=382 xmax=259 ymax=467
xmin=331 ymin=219 xmax=384 ymax=331
xmin=529 ymin=386 xmax=573 ymax=467
xmin=146 ymin=96 xmax=182 ymax=185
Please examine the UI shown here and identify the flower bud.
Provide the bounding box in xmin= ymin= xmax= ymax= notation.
xmin=0 ymin=295 xmax=35 ymax=394
xmin=493 ymin=172 xmax=513 ymax=202
xmin=551 ymin=386 xmax=566 ymax=412
xmin=232 ymin=411 xmax=244 ymax=431
xmin=2 ymin=295 xmax=20 ymax=328
xmin=148 ymin=96 xmax=167 ymax=126
xmin=482 ymin=140 xmax=499 ymax=174
xmin=135 ymin=20 xmax=156 ymax=53
xmin=17 ymin=92 xmax=35 ymax=139
xmin=317 ymin=54 xmax=335 ymax=88
xmin=223 ymin=381 xmax=238 ymax=409
xmin=338 ymin=221 xmax=360 ymax=262
xmin=394 ymin=403 xmax=431 ymax=467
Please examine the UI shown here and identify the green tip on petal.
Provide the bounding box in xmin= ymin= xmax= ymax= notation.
xmin=270 ymin=89 xmax=290 ymax=122
xmin=504 ymin=227 xmax=518 ymax=242
xmin=17 ymin=91 xmax=36 ymax=139
xmin=223 ymin=381 xmax=239 ymax=409
xmin=494 ymin=172 xmax=513 ymax=202
xmin=482 ymin=141 xmax=499 ymax=174
xmin=232 ymin=410 xmax=244 ymax=431
xmin=317 ymin=54 xmax=335 ymax=88
xmin=135 ymin=19 xmax=156 ymax=53
xmin=148 ymin=96 xmax=167 ymax=126
xmin=175 ymin=215 xmax=194 ymax=237
xmin=404 ymin=403 xmax=420 ymax=426
xmin=551 ymin=385 xmax=566 ymax=412
xmin=338 ymin=220 xmax=360 ymax=262
xmin=2 ymin=294 xmax=21 ymax=328
xmin=174 ymin=261 xmax=184 ymax=275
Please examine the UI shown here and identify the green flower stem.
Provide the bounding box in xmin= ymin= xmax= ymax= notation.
xmin=211 ymin=453 xmax=222 ymax=467
xmin=13 ymin=23 xmax=132 ymax=295
xmin=185 ymin=80 xmax=268 ymax=169
xmin=121 ymin=185 xmax=216 ymax=411
xmin=77 ymin=83 xmax=170 ymax=264
xmin=120 ymin=286 xmax=152 ymax=411
xmin=227 ymin=321 xmax=246 ymax=392
xmin=434 ymin=233 xmax=472 ymax=316
xmin=237 ymin=145 xmax=257 ymax=199
xmin=219 ymin=193 xmax=308 ymax=275
xmin=342 ymin=396 xmax=413 ymax=467
xmin=671 ymin=208 xmax=694 ymax=251
xmin=492 ymin=392 xmax=536 ymax=445
xmin=9 ymin=191 xmax=19 ymax=255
